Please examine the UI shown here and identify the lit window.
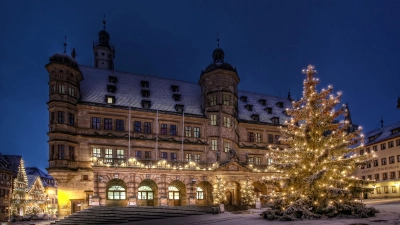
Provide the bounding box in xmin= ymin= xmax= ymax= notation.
xmin=195 ymin=154 xmax=200 ymax=162
xmin=211 ymin=140 xmax=217 ymax=151
xmin=92 ymin=148 xmax=101 ymax=158
xmin=209 ymin=95 xmax=217 ymax=106
xmin=248 ymin=157 xmax=254 ymax=164
xmin=223 ymin=94 xmax=230 ymax=105
xmin=105 ymin=96 xmax=115 ymax=104
xmin=194 ymin=127 xmax=200 ymax=138
xmin=107 ymin=185 xmax=126 ymax=200
xmin=185 ymin=126 xmax=192 ymax=137
xmin=223 ymin=117 xmax=231 ymax=128
xmin=105 ymin=149 xmax=113 ymax=162
xmin=185 ymin=153 xmax=192 ymax=162
xmin=224 ymin=142 xmax=230 ymax=152
xmin=196 ymin=187 xmax=204 ymax=199
xmin=255 ymin=157 xmax=261 ymax=165
xmin=68 ymin=87 xmax=75 ymax=97
xmin=392 ymin=186 xmax=397 ymax=193
xmin=256 ymin=133 xmax=261 ymax=143
xmin=58 ymin=85 xmax=65 ymax=94
xmin=211 ymin=115 xmax=217 ymax=126
xmin=117 ymin=150 xmax=124 ymax=159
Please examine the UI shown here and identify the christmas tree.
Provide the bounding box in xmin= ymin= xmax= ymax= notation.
xmin=241 ymin=180 xmax=255 ymax=205
xmin=261 ymin=65 xmax=377 ymax=220
xmin=213 ymin=177 xmax=226 ymax=205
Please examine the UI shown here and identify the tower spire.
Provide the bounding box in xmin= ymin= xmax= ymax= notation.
xmin=103 ymin=14 xmax=106 ymax=30
xmin=380 ymin=116 xmax=384 ymax=128
xmin=217 ymin=32 xmax=220 ymax=48
xmin=63 ymin=36 xmax=67 ymax=54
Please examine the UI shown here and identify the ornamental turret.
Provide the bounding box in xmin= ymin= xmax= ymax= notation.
xmin=93 ymin=16 xmax=115 ymax=70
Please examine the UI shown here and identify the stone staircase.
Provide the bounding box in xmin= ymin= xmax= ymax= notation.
xmin=51 ymin=206 xmax=213 ymax=225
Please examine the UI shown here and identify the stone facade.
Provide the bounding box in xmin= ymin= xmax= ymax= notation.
xmin=46 ymin=25 xmax=291 ymax=217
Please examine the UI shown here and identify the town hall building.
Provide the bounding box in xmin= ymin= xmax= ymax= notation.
xmin=46 ymin=21 xmax=293 ymax=217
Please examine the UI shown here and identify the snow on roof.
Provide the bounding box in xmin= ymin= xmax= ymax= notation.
xmin=25 ymin=167 xmax=56 ymax=188
xmin=363 ymin=121 xmax=400 ymax=146
xmin=3 ymin=155 xmax=22 ymax=177
xmin=78 ymin=65 xmax=292 ymax=124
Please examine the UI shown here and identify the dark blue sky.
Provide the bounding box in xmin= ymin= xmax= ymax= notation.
xmin=1 ymin=0 xmax=399 ymax=171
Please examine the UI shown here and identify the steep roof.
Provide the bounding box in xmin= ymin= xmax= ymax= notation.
xmin=78 ymin=65 xmax=292 ymax=124
xmin=0 ymin=153 xmax=12 ymax=173
xmin=363 ymin=121 xmax=400 ymax=146
xmin=3 ymin=155 xmax=22 ymax=177
xmin=25 ymin=167 xmax=56 ymax=188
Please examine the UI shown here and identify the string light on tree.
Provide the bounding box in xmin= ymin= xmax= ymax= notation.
xmin=212 ymin=177 xmax=226 ymax=205
xmin=260 ymin=65 xmax=377 ymax=220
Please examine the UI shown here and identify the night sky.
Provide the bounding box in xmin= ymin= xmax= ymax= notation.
xmin=1 ymin=0 xmax=399 ymax=171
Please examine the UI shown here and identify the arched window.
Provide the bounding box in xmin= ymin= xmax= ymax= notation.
xmin=196 ymin=187 xmax=204 ymax=199
xmin=168 ymin=186 xmax=179 ymax=200
xmin=107 ymin=185 xmax=126 ymax=200
xmin=138 ymin=186 xmax=153 ymax=200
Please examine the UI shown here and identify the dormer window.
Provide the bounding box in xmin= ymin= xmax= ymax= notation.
xmin=240 ymin=96 xmax=248 ymax=102
xmin=171 ymin=85 xmax=179 ymax=92
xmin=368 ymin=133 xmax=382 ymax=142
xmin=105 ymin=95 xmax=115 ymax=104
xmin=265 ymin=107 xmax=272 ymax=114
xmin=245 ymin=104 xmax=253 ymax=111
xmin=141 ymin=90 xmax=150 ymax=97
xmin=141 ymin=80 xmax=149 ymax=88
xmin=271 ymin=117 xmax=280 ymax=124
xmin=107 ymin=85 xmax=116 ymax=93
xmin=175 ymin=104 xmax=184 ymax=113
xmin=276 ymin=102 xmax=284 ymax=108
xmin=391 ymin=127 xmax=400 ymax=135
xmin=108 ymin=76 xmax=117 ymax=83
xmin=251 ymin=114 xmax=259 ymax=121
xmin=282 ymin=110 xmax=288 ymax=116
xmin=173 ymin=94 xmax=181 ymax=101
xmin=259 ymin=99 xmax=266 ymax=106
xmin=141 ymin=100 xmax=151 ymax=109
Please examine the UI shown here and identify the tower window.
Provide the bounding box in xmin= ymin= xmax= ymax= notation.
xmin=142 ymin=100 xmax=151 ymax=109
xmin=223 ymin=94 xmax=230 ymax=105
xmin=171 ymin=85 xmax=179 ymax=92
xmin=240 ymin=96 xmax=248 ymax=102
xmin=173 ymin=94 xmax=181 ymax=101
xmin=105 ymin=95 xmax=115 ymax=104
xmin=108 ymin=76 xmax=118 ymax=83
xmin=175 ymin=104 xmax=184 ymax=113
xmin=265 ymin=107 xmax=272 ymax=114
xmin=141 ymin=81 xmax=149 ymax=88
xmin=245 ymin=104 xmax=253 ymax=111
xmin=276 ymin=102 xmax=284 ymax=108
xmin=107 ymin=85 xmax=116 ymax=93
xmin=141 ymin=90 xmax=150 ymax=97
xmin=259 ymin=99 xmax=266 ymax=106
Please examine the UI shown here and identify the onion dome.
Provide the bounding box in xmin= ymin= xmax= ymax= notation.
xmin=201 ymin=47 xmax=237 ymax=75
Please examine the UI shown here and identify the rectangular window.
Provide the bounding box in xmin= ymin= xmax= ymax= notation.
xmin=135 ymin=151 xmax=142 ymax=159
xmin=58 ymin=145 xmax=65 ymax=159
xmin=58 ymin=84 xmax=65 ymax=94
xmin=247 ymin=132 xmax=254 ymax=142
xmin=92 ymin=148 xmax=101 ymax=158
xmin=248 ymin=157 xmax=254 ymax=164
xmin=68 ymin=113 xmax=74 ymax=126
xmin=224 ymin=142 xmax=230 ymax=152
xmin=58 ymin=111 xmax=65 ymax=124
xmin=209 ymin=95 xmax=217 ymax=106
xmin=383 ymin=186 xmax=389 ymax=193
xmin=171 ymin=153 xmax=177 ymax=161
xmin=185 ymin=153 xmax=192 ymax=162
xmin=194 ymin=127 xmax=200 ymax=138
xmin=104 ymin=118 xmax=112 ymax=130
xmin=170 ymin=125 xmax=177 ymax=136
xmin=211 ymin=139 xmax=217 ymax=151
xmin=87 ymin=194 xmax=93 ymax=206
xmin=361 ymin=176 xmax=365 ymax=180
xmin=366 ymin=162 xmax=371 ymax=168
xmin=374 ymin=174 xmax=380 ymax=181
xmin=69 ymin=146 xmax=75 ymax=160
xmin=376 ymin=187 xmax=381 ymax=194
xmin=388 ymin=141 xmax=394 ymax=148
xmin=161 ymin=152 xmax=168 ymax=159
xmin=92 ymin=117 xmax=101 ymax=129
xmin=185 ymin=126 xmax=192 ymax=137
xmin=275 ymin=135 xmax=280 ymax=144
xmin=161 ymin=124 xmax=167 ymax=135
xmin=195 ymin=154 xmax=200 ymax=162
xmin=397 ymin=155 xmax=400 ymax=162
xmin=134 ymin=121 xmax=142 ymax=132
xmin=105 ymin=149 xmax=113 ymax=162
xmin=83 ymin=175 xmax=89 ymax=180
xmin=383 ymin=173 xmax=388 ymax=180
xmin=145 ymin=151 xmax=151 ymax=160
xmin=255 ymin=157 xmax=261 ymax=165
xmin=373 ymin=146 xmax=377 ymax=151
xmin=389 ymin=156 xmax=395 ymax=164
xmin=211 ymin=115 xmax=217 ymax=126
xmin=116 ymin=119 xmax=124 ymax=131
xmin=68 ymin=87 xmax=75 ymax=97
xmin=366 ymin=147 xmax=371 ymax=153
xmin=373 ymin=159 xmax=379 ymax=167
xmin=223 ymin=117 xmax=231 ymax=128
xmin=360 ymin=149 xmax=364 ymax=155
xmin=116 ymin=150 xmax=124 ymax=159
xmin=367 ymin=175 xmax=372 ymax=180
xmin=381 ymin=143 xmax=386 ymax=150
xmin=144 ymin=122 xmax=151 ymax=133
xmin=392 ymin=186 xmax=397 ymax=193
xmin=268 ymin=134 xmax=274 ymax=143
xmin=223 ymin=94 xmax=230 ymax=105
xmin=256 ymin=133 xmax=261 ymax=143
xmin=397 ymin=139 xmax=400 ymax=146
xmin=381 ymin=158 xmax=387 ymax=165
xmin=197 ymin=191 xmax=204 ymax=200
xmin=390 ymin=171 xmax=396 ymax=179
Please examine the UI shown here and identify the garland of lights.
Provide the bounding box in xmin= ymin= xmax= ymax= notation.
xmin=212 ymin=177 xmax=226 ymax=205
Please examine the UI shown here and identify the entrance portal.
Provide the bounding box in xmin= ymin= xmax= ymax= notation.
xmin=225 ymin=191 xmax=232 ymax=205
xmin=168 ymin=186 xmax=180 ymax=206
xmin=138 ymin=186 xmax=154 ymax=206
